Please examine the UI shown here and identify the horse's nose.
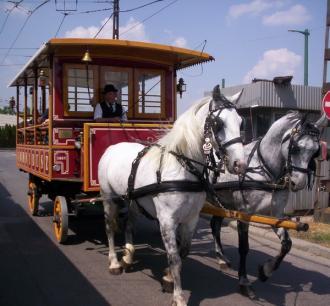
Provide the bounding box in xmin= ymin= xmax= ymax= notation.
xmin=233 ymin=160 xmax=246 ymax=174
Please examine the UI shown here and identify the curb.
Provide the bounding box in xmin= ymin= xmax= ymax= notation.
xmin=228 ymin=221 xmax=330 ymax=260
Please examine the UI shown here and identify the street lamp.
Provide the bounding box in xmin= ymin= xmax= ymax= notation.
xmin=288 ymin=28 xmax=310 ymax=86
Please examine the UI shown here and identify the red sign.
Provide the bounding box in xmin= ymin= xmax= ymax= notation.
xmin=322 ymin=91 xmax=330 ymax=119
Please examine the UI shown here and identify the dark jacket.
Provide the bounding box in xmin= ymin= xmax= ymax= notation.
xmin=100 ymin=102 xmax=123 ymax=118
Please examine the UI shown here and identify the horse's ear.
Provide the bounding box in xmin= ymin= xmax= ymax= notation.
xmin=212 ymin=85 xmax=221 ymax=101
xmin=314 ymin=112 xmax=328 ymax=129
xmin=226 ymin=89 xmax=244 ymax=105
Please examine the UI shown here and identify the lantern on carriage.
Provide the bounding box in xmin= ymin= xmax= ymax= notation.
xmin=176 ymin=77 xmax=186 ymax=98
xmin=38 ymin=69 xmax=47 ymax=87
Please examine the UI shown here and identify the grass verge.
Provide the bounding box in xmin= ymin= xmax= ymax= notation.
xmin=290 ymin=222 xmax=330 ymax=248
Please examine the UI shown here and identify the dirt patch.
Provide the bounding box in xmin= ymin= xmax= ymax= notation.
xmin=289 ymin=222 xmax=330 ymax=248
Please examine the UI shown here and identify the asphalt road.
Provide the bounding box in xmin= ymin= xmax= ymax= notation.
xmin=0 ymin=150 xmax=330 ymax=306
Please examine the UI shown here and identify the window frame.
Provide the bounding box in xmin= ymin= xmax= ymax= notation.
xmin=134 ymin=68 xmax=166 ymax=119
xmin=100 ymin=66 xmax=134 ymax=118
xmin=63 ymin=63 xmax=99 ymax=117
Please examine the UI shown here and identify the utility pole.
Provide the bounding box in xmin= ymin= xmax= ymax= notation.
xmin=113 ymin=0 xmax=119 ymax=39
xmin=288 ymin=29 xmax=310 ymax=86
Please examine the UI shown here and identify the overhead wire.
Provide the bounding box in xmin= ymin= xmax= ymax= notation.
xmin=93 ymin=12 xmax=114 ymax=38
xmin=120 ymin=0 xmax=166 ymax=13
xmin=60 ymin=0 xmax=165 ymax=16
xmin=0 ymin=1 xmax=24 ymax=35
xmin=55 ymin=12 xmax=68 ymax=37
xmin=0 ymin=0 xmax=50 ymax=65
xmin=0 ymin=47 xmax=38 ymax=49
xmin=120 ymin=0 xmax=179 ymax=38
xmin=0 ymin=63 xmax=25 ymax=66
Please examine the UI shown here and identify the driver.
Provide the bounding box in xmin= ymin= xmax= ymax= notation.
xmin=94 ymin=84 xmax=127 ymax=122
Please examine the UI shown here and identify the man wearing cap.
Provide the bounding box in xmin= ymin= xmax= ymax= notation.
xmin=94 ymin=84 xmax=127 ymax=122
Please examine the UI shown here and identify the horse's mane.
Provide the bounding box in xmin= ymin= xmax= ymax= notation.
xmin=146 ymin=97 xmax=210 ymax=164
xmin=157 ymin=97 xmax=210 ymax=157
xmin=271 ymin=111 xmax=318 ymax=135
xmin=267 ymin=111 xmax=302 ymax=136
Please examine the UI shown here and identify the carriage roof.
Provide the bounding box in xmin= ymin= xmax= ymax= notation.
xmin=9 ymin=38 xmax=214 ymax=86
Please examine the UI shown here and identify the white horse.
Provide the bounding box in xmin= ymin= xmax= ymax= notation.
xmin=98 ymin=85 xmax=246 ymax=306
xmin=210 ymin=111 xmax=326 ymax=298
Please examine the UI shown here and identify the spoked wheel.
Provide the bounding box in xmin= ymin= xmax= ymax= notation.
xmin=27 ymin=181 xmax=40 ymax=216
xmin=53 ymin=196 xmax=69 ymax=243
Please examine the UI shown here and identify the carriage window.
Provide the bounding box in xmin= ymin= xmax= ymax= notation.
xmin=63 ymin=64 xmax=98 ymax=116
xmin=101 ymin=67 xmax=132 ymax=110
xmin=135 ymin=69 xmax=165 ymax=118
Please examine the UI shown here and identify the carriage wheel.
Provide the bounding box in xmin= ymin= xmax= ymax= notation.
xmin=27 ymin=181 xmax=39 ymax=216
xmin=53 ymin=196 xmax=69 ymax=243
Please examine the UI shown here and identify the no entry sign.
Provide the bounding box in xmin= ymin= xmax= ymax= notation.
xmin=322 ymin=91 xmax=330 ymax=119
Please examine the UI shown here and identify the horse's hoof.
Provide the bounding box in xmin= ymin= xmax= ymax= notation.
xmin=161 ymin=277 xmax=174 ymax=293
xmin=120 ymin=259 xmax=133 ymax=272
xmin=171 ymin=296 xmax=187 ymax=306
xmin=109 ymin=267 xmax=123 ymax=275
xmin=239 ymin=285 xmax=256 ymax=299
xmin=258 ymin=265 xmax=268 ymax=282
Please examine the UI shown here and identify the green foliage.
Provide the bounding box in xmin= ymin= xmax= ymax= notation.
xmin=0 ymin=124 xmax=16 ymax=148
xmin=0 ymin=106 xmax=16 ymax=115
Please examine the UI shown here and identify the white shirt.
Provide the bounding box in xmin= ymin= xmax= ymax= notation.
xmin=94 ymin=102 xmax=128 ymax=120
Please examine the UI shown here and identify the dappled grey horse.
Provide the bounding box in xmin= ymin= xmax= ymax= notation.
xmin=98 ymin=85 xmax=246 ymax=306
xmin=210 ymin=111 xmax=326 ymax=298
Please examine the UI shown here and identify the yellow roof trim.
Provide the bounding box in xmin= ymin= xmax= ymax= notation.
xmin=9 ymin=38 xmax=214 ymax=86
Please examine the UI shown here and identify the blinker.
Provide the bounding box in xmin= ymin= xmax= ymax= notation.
xmin=210 ymin=114 xmax=224 ymax=132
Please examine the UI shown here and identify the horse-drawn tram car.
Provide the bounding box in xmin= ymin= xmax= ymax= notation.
xmin=11 ymin=38 xmax=310 ymax=244
xmin=11 ymin=38 xmax=320 ymax=305
xmin=10 ymin=38 xmax=215 ymax=242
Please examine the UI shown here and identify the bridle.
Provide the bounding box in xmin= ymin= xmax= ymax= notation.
xmin=201 ymin=96 xmax=243 ymax=183
xmin=282 ymin=121 xmax=320 ymax=176
xmin=254 ymin=120 xmax=321 ymax=188
xmin=203 ymin=98 xmax=243 ymax=157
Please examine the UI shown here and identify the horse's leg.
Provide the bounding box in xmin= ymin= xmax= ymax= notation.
xmin=159 ymin=219 xmax=187 ymax=306
xmin=176 ymin=215 xmax=199 ymax=259
xmin=162 ymin=214 xmax=199 ymax=292
xmin=210 ymin=216 xmax=231 ymax=269
xmin=103 ymin=196 xmax=123 ymax=275
xmin=120 ymin=202 xmax=137 ymax=271
xmin=258 ymin=227 xmax=292 ymax=282
xmin=237 ymin=221 xmax=255 ymax=299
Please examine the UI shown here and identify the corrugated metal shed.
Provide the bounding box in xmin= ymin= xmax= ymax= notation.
xmin=217 ymin=81 xmax=322 ymax=111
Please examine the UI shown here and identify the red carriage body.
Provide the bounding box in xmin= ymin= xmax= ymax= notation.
xmin=10 ymin=38 xmax=213 ymax=242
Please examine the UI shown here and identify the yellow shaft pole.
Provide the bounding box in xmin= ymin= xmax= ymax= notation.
xmin=201 ymin=202 xmax=309 ymax=232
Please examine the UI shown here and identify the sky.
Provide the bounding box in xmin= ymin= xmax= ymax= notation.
xmin=0 ymin=0 xmax=327 ymax=114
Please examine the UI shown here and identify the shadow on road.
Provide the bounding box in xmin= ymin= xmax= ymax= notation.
xmin=0 ymin=182 xmax=110 ymax=306
xmin=2 ymin=174 xmax=329 ymax=306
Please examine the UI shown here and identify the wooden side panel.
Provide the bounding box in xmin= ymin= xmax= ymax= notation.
xmin=16 ymin=145 xmax=51 ymax=180
xmin=83 ymin=123 xmax=169 ymax=192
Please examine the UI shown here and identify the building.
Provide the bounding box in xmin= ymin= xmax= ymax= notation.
xmin=206 ymin=77 xmax=329 ymax=213
xmin=0 ymin=114 xmax=16 ymax=127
